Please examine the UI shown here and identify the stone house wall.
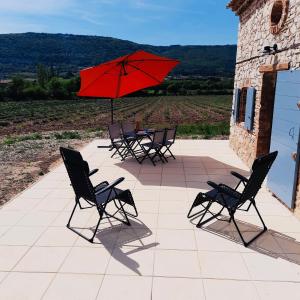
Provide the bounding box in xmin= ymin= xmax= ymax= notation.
xmin=229 ymin=0 xmax=300 ymax=215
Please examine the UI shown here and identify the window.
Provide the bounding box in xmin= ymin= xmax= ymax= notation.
xmin=270 ymin=0 xmax=289 ymax=34
xmin=238 ymin=87 xmax=247 ymax=123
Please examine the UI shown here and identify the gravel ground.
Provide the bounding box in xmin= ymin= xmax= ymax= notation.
xmin=0 ymin=130 xmax=104 ymax=206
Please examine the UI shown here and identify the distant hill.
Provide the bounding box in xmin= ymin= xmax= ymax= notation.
xmin=0 ymin=33 xmax=237 ymax=78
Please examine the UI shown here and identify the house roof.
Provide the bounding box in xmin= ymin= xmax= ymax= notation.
xmin=227 ymin=0 xmax=254 ymax=15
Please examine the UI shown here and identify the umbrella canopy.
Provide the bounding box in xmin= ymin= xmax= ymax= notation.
xmin=77 ymin=50 xmax=179 ymax=123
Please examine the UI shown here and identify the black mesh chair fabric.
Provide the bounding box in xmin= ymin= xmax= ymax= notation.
xmin=187 ymin=151 xmax=278 ymax=247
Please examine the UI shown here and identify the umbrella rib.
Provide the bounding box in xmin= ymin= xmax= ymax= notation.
xmin=126 ymin=63 xmax=162 ymax=84
xmin=127 ymin=59 xmax=179 ymax=63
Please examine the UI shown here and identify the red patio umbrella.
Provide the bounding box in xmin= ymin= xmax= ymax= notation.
xmin=77 ymin=50 xmax=179 ymax=124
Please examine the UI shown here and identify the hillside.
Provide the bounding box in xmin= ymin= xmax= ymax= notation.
xmin=0 ymin=33 xmax=237 ymax=78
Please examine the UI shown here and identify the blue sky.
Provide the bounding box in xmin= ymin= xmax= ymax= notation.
xmin=0 ymin=0 xmax=238 ymax=45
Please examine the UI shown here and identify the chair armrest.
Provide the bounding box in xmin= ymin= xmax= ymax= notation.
xmin=231 ymin=171 xmax=248 ymax=182
xmin=207 ymin=181 xmax=239 ymax=198
xmin=89 ymin=169 xmax=98 ymax=176
xmin=94 ymin=181 xmax=109 ymax=192
xmin=95 ymin=177 xmax=125 ymax=195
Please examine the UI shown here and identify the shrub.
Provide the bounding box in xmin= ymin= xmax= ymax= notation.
xmin=54 ymin=131 xmax=81 ymax=139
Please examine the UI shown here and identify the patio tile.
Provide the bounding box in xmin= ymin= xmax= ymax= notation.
xmin=185 ymin=175 xmax=208 ymax=182
xmin=159 ymin=200 xmax=191 ymax=214
xmin=0 ymin=211 xmax=26 ymax=226
xmin=43 ymin=274 xmax=103 ymax=300
xmin=195 ymin=229 xmax=239 ymax=252
xmin=18 ymin=188 xmax=52 ymax=199
xmin=156 ymin=229 xmax=196 ymax=250
xmin=131 ymin=213 xmax=158 ymax=229
xmin=1 ymin=197 xmax=40 ymax=211
xmin=134 ymin=181 xmax=161 ymax=190
xmin=14 ymin=246 xmax=70 ymax=272
xmin=0 ymin=226 xmax=45 ymax=246
xmin=242 ymin=252 xmax=300 ymax=281
xmin=203 ymin=279 xmax=259 ymax=300
xmin=97 ymin=275 xmax=152 ymax=300
xmin=0 ymin=272 xmax=54 ymax=300
xmin=139 ymin=174 xmax=162 ymax=181
xmin=136 ymin=200 xmax=159 ymax=213
xmin=161 ymin=181 xmax=187 ymax=189
xmin=60 ymin=247 xmax=111 ymax=274
xmin=107 ymin=246 xmax=154 ymax=276
xmin=154 ymin=249 xmax=201 ymax=278
xmin=160 ymin=190 xmax=189 ymax=201
xmin=162 ymin=167 xmax=185 ymax=174
xmin=16 ymin=211 xmax=59 ymax=227
xmin=0 ymin=272 xmax=8 ymax=284
xmin=116 ymin=227 xmax=157 ymax=249
xmin=157 ymin=213 xmax=194 ymax=230
xmin=0 ymin=227 xmax=9 ymax=238
xmin=132 ymin=189 xmax=160 ymax=201
xmin=35 ymin=227 xmax=77 ymax=246
xmin=254 ymin=281 xmax=300 ymax=300
xmin=152 ymin=277 xmax=205 ymax=300
xmin=198 ymin=251 xmax=250 ymax=280
xmin=184 ymin=168 xmax=208 ymax=175
xmin=0 ymin=246 xmax=29 ymax=271
xmin=33 ymin=197 xmax=71 ymax=212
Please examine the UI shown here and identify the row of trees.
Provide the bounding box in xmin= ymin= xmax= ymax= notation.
xmin=0 ymin=64 xmax=80 ymax=101
xmin=0 ymin=65 xmax=233 ymax=101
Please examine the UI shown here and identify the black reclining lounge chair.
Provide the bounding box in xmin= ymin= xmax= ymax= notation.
xmin=60 ymin=147 xmax=138 ymax=243
xmin=187 ymin=151 xmax=278 ymax=247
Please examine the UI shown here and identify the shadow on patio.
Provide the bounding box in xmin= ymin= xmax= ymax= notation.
xmin=116 ymin=155 xmax=250 ymax=189
xmin=71 ymin=217 xmax=159 ymax=276
xmin=193 ymin=216 xmax=300 ymax=266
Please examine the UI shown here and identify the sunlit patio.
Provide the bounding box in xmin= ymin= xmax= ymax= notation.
xmin=0 ymin=139 xmax=300 ymax=299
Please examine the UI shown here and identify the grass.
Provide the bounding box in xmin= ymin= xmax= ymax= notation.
xmin=177 ymin=122 xmax=230 ymax=138
xmin=3 ymin=133 xmax=43 ymax=145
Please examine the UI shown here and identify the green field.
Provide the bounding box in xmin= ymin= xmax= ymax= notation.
xmin=0 ymin=95 xmax=232 ymax=138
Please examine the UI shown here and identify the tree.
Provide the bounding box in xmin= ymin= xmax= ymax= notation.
xmin=23 ymin=85 xmax=47 ymax=100
xmin=7 ymin=76 xmax=25 ymax=100
xmin=37 ymin=64 xmax=49 ymax=87
xmin=47 ymin=77 xmax=68 ymax=99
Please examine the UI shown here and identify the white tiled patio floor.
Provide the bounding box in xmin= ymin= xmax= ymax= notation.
xmin=1 ymin=139 xmax=300 ymax=299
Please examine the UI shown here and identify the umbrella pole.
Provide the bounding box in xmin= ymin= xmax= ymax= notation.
xmin=111 ymin=98 xmax=114 ymax=124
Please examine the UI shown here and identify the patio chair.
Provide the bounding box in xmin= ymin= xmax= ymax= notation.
xmin=60 ymin=147 xmax=138 ymax=243
xmin=139 ymin=130 xmax=166 ymax=166
xmin=161 ymin=126 xmax=177 ymax=161
xmin=108 ymin=123 xmax=129 ymax=160
xmin=121 ymin=121 xmax=136 ymax=138
xmin=187 ymin=151 xmax=278 ymax=247
xmin=121 ymin=121 xmax=144 ymax=161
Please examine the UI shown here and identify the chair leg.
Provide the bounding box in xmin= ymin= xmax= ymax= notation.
xmin=230 ymin=203 xmax=267 ymax=247
xmin=90 ymin=209 xmax=104 ymax=243
xmin=196 ymin=201 xmax=225 ymax=228
xmin=67 ymin=200 xmax=78 ymax=227
xmin=187 ymin=193 xmax=209 ymax=218
xmin=162 ymin=145 xmax=176 ymax=160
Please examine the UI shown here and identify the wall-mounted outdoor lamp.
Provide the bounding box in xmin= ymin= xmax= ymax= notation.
xmin=263 ymin=44 xmax=279 ymax=55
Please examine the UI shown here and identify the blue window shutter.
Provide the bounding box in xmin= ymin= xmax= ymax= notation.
xmin=233 ymin=88 xmax=241 ymax=123
xmin=245 ymin=87 xmax=256 ymax=131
